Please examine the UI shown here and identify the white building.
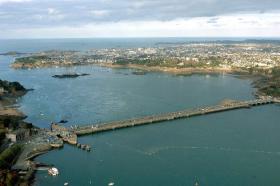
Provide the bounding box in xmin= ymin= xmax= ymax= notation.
xmin=0 ymin=87 xmax=4 ymax=94
xmin=6 ymin=129 xmax=30 ymax=142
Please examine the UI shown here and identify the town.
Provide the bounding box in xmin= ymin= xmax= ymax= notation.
xmin=12 ymin=40 xmax=280 ymax=71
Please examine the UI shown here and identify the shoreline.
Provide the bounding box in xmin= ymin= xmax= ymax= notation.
xmin=11 ymin=61 xmax=98 ymax=69
xmin=0 ymin=80 xmax=60 ymax=186
xmin=96 ymin=63 xmax=246 ymax=75
xmin=12 ymin=61 xmax=250 ymax=75
xmin=95 ymin=63 xmax=280 ymax=98
xmin=11 ymin=61 xmax=277 ymax=98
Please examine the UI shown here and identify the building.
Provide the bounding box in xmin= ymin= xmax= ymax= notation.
xmin=5 ymin=129 xmax=30 ymax=142
xmin=0 ymin=87 xmax=5 ymax=96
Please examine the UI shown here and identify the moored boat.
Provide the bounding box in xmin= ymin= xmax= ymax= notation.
xmin=48 ymin=167 xmax=59 ymax=176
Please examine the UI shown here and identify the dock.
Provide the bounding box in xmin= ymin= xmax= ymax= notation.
xmin=73 ymin=98 xmax=279 ymax=136
xmin=51 ymin=123 xmax=77 ymax=144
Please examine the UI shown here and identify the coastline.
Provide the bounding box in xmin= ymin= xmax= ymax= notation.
xmin=11 ymin=60 xmax=278 ymax=98
xmin=95 ymin=63 xmax=280 ymax=98
xmin=0 ymin=81 xmax=30 ymax=185
xmin=0 ymin=80 xmax=61 ymax=185
xmin=13 ymin=61 xmax=249 ymax=75
xmin=11 ymin=61 xmax=98 ymax=69
xmin=96 ymin=63 xmax=250 ymax=75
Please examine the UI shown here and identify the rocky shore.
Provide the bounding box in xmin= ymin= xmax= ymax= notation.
xmin=0 ymin=80 xmax=27 ymax=117
xmin=252 ymin=68 xmax=280 ymax=98
xmin=0 ymin=80 xmax=30 ymax=185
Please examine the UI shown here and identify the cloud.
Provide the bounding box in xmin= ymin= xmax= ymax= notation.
xmin=1 ymin=0 xmax=280 ymax=25
xmin=1 ymin=13 xmax=279 ymax=38
xmin=90 ymin=10 xmax=109 ymax=17
xmin=0 ymin=0 xmax=280 ymax=37
xmin=0 ymin=0 xmax=31 ymax=5
xmin=47 ymin=8 xmax=59 ymax=15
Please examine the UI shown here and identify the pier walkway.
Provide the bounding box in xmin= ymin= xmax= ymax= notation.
xmin=73 ymin=98 xmax=280 ymax=136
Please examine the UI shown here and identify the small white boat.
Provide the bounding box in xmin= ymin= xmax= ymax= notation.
xmin=48 ymin=167 xmax=59 ymax=176
xmin=108 ymin=182 xmax=114 ymax=186
xmin=64 ymin=182 xmax=69 ymax=186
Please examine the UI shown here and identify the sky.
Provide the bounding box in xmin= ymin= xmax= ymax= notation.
xmin=0 ymin=0 xmax=280 ymax=38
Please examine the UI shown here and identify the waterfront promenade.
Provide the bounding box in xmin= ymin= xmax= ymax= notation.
xmin=73 ymin=98 xmax=279 ymax=136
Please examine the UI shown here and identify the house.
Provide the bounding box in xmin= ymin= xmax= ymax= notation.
xmin=0 ymin=87 xmax=5 ymax=96
xmin=5 ymin=129 xmax=30 ymax=142
xmin=5 ymin=133 xmax=17 ymax=142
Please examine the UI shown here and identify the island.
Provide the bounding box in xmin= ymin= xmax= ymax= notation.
xmin=132 ymin=71 xmax=147 ymax=75
xmin=0 ymin=51 xmax=25 ymax=56
xmin=52 ymin=73 xmax=90 ymax=79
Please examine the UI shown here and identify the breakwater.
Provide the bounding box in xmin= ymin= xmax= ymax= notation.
xmin=73 ymin=98 xmax=279 ymax=136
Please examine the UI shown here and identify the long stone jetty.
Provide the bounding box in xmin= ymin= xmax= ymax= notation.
xmin=73 ymin=98 xmax=279 ymax=136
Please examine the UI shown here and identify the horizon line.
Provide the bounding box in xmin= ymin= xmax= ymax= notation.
xmin=1 ymin=36 xmax=280 ymax=40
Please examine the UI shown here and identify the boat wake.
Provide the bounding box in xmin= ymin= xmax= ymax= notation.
xmin=134 ymin=145 xmax=280 ymax=156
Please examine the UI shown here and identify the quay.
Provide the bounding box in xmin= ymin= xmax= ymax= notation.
xmin=73 ymin=98 xmax=280 ymax=136
xmin=51 ymin=123 xmax=77 ymax=145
